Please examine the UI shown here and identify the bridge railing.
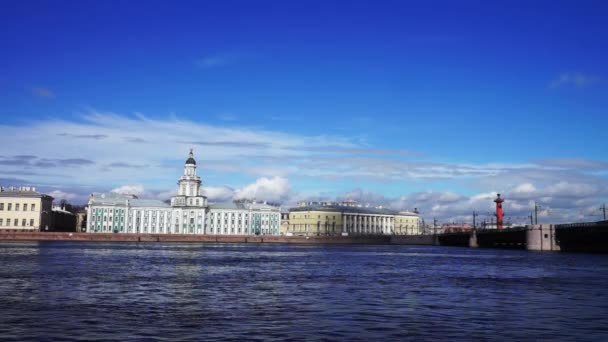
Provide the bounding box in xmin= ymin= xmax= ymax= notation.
xmin=556 ymin=220 xmax=608 ymax=229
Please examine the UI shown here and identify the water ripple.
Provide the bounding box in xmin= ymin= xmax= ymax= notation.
xmin=1 ymin=242 xmax=607 ymax=340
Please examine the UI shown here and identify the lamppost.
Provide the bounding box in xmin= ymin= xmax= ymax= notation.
xmin=534 ymin=202 xmax=541 ymax=224
xmin=472 ymin=211 xmax=478 ymax=230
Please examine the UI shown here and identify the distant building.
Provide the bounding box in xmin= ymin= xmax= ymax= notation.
xmin=442 ymin=223 xmax=473 ymax=233
xmin=86 ymin=150 xmax=280 ymax=235
xmin=287 ymin=201 xmax=420 ymax=236
xmin=0 ymin=186 xmax=53 ymax=232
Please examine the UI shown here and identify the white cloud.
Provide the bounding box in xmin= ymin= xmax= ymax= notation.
xmin=234 ymin=176 xmax=291 ymax=203
xmin=513 ymin=183 xmax=536 ymax=194
xmin=338 ymin=188 xmax=390 ymax=204
xmin=203 ymin=186 xmax=234 ymax=202
xmin=48 ymin=190 xmax=79 ymax=202
xmin=111 ymin=184 xmax=145 ymax=196
xmin=544 ymin=181 xmax=598 ymax=198
xmin=326 ymin=179 xmax=608 ymax=225
xmin=1 ymin=110 xmax=607 ymax=225
xmin=0 ymin=110 xmax=360 ymax=189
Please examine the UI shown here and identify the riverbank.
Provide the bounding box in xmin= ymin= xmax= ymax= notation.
xmin=0 ymin=231 xmax=437 ymax=245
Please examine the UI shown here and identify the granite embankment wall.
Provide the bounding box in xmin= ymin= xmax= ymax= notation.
xmin=389 ymin=234 xmax=437 ymax=245
xmin=0 ymin=232 xmax=405 ymax=245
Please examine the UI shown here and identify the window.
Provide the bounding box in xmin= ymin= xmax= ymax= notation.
xmin=0 ymin=203 xmax=3 ymax=210
xmin=8 ymin=203 xmax=12 ymax=211
xmin=30 ymin=219 xmax=34 ymax=227
xmin=22 ymin=219 xmax=26 ymax=226
xmin=0 ymin=219 xmax=3 ymax=226
xmin=14 ymin=219 xmax=18 ymax=226
xmin=23 ymin=204 xmax=27 ymax=211
xmin=15 ymin=204 xmax=20 ymax=211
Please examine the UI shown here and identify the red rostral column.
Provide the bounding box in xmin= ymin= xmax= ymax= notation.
xmin=494 ymin=194 xmax=504 ymax=230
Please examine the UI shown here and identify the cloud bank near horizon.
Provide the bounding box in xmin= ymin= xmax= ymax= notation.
xmin=1 ymin=110 xmax=607 ymax=223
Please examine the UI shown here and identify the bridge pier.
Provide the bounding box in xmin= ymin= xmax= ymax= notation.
xmin=469 ymin=229 xmax=478 ymax=248
xmin=526 ymin=224 xmax=560 ymax=252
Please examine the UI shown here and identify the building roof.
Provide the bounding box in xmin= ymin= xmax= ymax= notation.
xmin=52 ymin=206 xmax=74 ymax=215
xmin=208 ymin=201 xmax=280 ymax=211
xmin=208 ymin=202 xmax=247 ymax=210
xmin=248 ymin=202 xmax=280 ymax=211
xmin=90 ymin=192 xmax=169 ymax=208
xmin=290 ymin=204 xmax=418 ymax=216
xmin=0 ymin=186 xmax=53 ymax=200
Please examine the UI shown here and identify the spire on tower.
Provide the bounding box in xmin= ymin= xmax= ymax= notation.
xmin=185 ymin=148 xmax=196 ymax=165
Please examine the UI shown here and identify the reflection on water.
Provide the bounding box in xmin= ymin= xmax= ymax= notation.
xmin=1 ymin=242 xmax=608 ymax=340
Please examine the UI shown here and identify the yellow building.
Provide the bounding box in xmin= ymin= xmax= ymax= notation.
xmin=288 ymin=201 xmax=421 ymax=236
xmin=0 ymin=186 xmax=53 ymax=232
xmin=394 ymin=212 xmax=421 ymax=235
xmin=289 ymin=208 xmax=344 ymax=236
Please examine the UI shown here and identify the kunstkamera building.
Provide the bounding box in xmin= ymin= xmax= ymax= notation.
xmin=86 ymin=150 xmax=281 ymax=235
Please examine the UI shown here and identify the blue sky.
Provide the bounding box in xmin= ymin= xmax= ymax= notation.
xmin=1 ymin=0 xmax=607 ymax=223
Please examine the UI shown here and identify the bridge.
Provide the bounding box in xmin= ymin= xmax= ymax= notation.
xmin=437 ymin=220 xmax=608 ymax=253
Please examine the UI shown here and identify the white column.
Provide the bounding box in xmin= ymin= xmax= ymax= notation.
xmin=374 ymin=216 xmax=378 ymax=234
xmin=383 ymin=216 xmax=386 ymax=234
xmin=87 ymin=206 xmax=92 ymax=232
xmin=384 ymin=216 xmax=388 ymax=234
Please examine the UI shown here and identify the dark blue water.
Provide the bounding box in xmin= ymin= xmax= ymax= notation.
xmin=1 ymin=242 xmax=608 ymax=341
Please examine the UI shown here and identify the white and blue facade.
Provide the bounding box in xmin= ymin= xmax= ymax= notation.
xmin=207 ymin=202 xmax=281 ymax=236
xmin=86 ymin=150 xmax=280 ymax=235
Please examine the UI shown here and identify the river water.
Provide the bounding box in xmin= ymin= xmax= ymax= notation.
xmin=1 ymin=242 xmax=607 ymax=341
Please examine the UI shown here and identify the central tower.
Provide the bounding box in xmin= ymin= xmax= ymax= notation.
xmin=171 ymin=149 xmax=207 ymax=207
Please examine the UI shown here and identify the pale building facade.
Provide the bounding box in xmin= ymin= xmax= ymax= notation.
xmin=86 ymin=150 xmax=280 ymax=235
xmin=395 ymin=212 xmax=421 ymax=235
xmin=288 ymin=201 xmax=421 ymax=236
xmin=0 ymin=186 xmax=53 ymax=232
xmin=207 ymin=202 xmax=281 ymax=235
